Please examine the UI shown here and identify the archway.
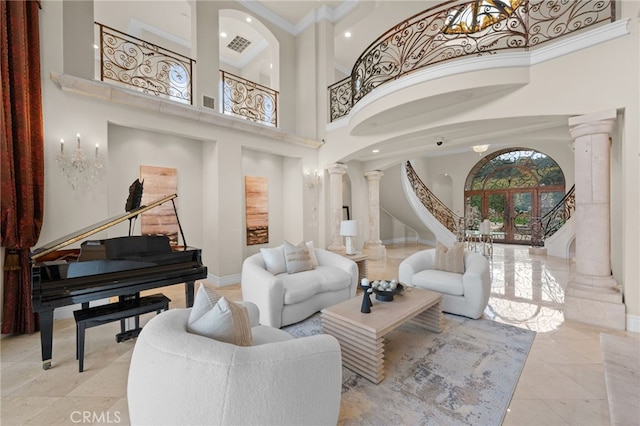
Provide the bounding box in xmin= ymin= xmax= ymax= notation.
xmin=464 ymin=148 xmax=565 ymax=245
xmin=218 ymin=9 xmax=280 ymax=90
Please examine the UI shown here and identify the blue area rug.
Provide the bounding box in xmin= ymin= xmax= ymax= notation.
xmin=283 ymin=312 xmax=535 ymax=425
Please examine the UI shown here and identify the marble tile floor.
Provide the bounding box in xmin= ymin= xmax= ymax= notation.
xmin=1 ymin=243 xmax=638 ymax=425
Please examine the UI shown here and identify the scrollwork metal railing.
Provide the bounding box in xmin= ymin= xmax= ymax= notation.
xmin=97 ymin=23 xmax=194 ymax=104
xmin=329 ymin=0 xmax=614 ymax=121
xmin=405 ymin=161 xmax=463 ymax=236
xmin=221 ymin=71 xmax=278 ymax=127
xmin=541 ymin=184 xmax=575 ymax=237
xmin=510 ymin=185 xmax=577 ymax=247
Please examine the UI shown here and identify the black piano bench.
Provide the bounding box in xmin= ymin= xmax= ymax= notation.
xmin=73 ymin=293 xmax=171 ymax=372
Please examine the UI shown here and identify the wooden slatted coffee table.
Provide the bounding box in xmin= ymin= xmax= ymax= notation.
xmin=320 ymin=288 xmax=443 ymax=384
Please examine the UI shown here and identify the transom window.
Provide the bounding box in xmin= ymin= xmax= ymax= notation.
xmin=443 ymin=0 xmax=523 ymax=34
xmin=464 ymin=148 xmax=565 ymax=244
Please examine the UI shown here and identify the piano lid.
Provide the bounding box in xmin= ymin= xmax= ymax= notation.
xmin=31 ymin=194 xmax=178 ymax=261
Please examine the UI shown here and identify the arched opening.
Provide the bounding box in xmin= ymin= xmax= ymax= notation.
xmin=218 ymin=9 xmax=279 ymax=90
xmin=464 ymin=148 xmax=565 ymax=244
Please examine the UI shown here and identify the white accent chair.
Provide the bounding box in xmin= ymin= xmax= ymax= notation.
xmin=241 ymin=248 xmax=358 ymax=328
xmin=399 ymin=248 xmax=491 ymax=319
xmin=127 ymin=302 xmax=342 ymax=426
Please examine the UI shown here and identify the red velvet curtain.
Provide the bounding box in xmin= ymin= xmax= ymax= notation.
xmin=1 ymin=0 xmax=44 ymax=334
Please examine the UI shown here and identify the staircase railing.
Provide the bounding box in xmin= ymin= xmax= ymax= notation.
xmin=405 ymin=161 xmax=463 ymax=239
xmin=406 ymin=162 xmax=575 ymax=247
xmin=530 ymin=185 xmax=576 ymax=246
xmin=329 ymin=0 xmax=615 ymax=122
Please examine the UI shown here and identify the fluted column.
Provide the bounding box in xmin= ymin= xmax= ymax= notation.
xmin=364 ymin=170 xmax=386 ymax=260
xmin=564 ymin=110 xmax=625 ymax=330
xmin=326 ymin=163 xmax=347 ymax=251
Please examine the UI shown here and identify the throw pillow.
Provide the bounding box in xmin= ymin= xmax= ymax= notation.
xmin=284 ymin=240 xmax=314 ymax=274
xmin=187 ymin=296 xmax=253 ymax=346
xmin=434 ymin=241 xmax=465 ymax=274
xmin=188 ymin=282 xmax=222 ymax=324
xmin=260 ymin=245 xmax=286 ymax=275
xmin=305 ymin=241 xmax=319 ymax=268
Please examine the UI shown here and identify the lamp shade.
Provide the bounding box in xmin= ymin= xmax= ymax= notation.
xmin=340 ymin=220 xmax=358 ymax=237
xmin=480 ymin=219 xmax=491 ymax=235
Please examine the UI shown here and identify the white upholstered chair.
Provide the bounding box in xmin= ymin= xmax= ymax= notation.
xmin=127 ymin=303 xmax=342 ymax=426
xmin=399 ymin=248 xmax=491 ymax=319
xmin=241 ymin=246 xmax=358 ymax=328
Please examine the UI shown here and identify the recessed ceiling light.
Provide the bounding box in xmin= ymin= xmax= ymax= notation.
xmin=220 ymin=32 xmax=227 ymax=38
xmin=372 ymin=149 xmax=380 ymax=153
xmin=246 ymin=17 xmax=252 ymax=23
xmin=345 ymin=31 xmax=352 ymax=38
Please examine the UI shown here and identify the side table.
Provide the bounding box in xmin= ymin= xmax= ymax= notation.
xmin=343 ymin=253 xmax=368 ymax=284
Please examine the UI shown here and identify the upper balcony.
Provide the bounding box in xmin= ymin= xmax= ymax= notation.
xmin=95 ymin=23 xmax=278 ymax=128
xmin=57 ymin=0 xmax=621 ymax=146
xmin=328 ymin=0 xmax=617 ymax=126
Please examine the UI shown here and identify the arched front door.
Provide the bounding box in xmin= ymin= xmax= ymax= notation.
xmin=464 ymin=149 xmax=566 ymax=245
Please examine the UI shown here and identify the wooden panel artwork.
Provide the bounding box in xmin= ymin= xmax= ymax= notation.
xmin=245 ymin=176 xmax=268 ymax=245
xmin=140 ymin=165 xmax=179 ymax=245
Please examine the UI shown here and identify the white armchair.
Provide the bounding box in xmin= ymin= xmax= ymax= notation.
xmin=241 ymin=247 xmax=358 ymax=328
xmin=399 ymin=248 xmax=491 ymax=319
xmin=127 ymin=305 xmax=342 ymax=426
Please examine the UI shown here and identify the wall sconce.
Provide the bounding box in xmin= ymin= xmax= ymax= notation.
xmin=340 ymin=220 xmax=359 ymax=255
xmin=472 ymin=144 xmax=490 ymax=153
xmin=56 ymin=133 xmax=104 ymax=190
xmin=305 ymin=169 xmax=322 ymax=189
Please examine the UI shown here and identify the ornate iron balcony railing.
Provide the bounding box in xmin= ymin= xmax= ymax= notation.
xmin=405 ymin=161 xmax=463 ymax=238
xmin=221 ymin=71 xmax=279 ymax=127
xmin=97 ymin=23 xmax=194 ymax=104
xmin=329 ymin=0 xmax=614 ymax=122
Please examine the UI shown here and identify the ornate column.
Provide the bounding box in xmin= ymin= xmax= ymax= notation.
xmin=564 ymin=110 xmax=625 ymax=330
xmin=326 ymin=163 xmax=347 ymax=251
xmin=364 ymin=170 xmax=386 ymax=260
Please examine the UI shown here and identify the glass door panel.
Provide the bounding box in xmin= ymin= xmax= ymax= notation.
xmin=466 ymin=194 xmax=482 ymax=231
xmin=540 ymin=191 xmax=564 ymax=216
xmin=511 ymin=191 xmax=533 ymax=242
xmin=487 ymin=193 xmax=506 ymax=241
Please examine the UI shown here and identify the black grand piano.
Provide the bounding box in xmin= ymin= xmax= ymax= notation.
xmin=30 ymin=194 xmax=207 ymax=370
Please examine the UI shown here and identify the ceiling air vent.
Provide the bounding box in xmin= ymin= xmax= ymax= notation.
xmin=227 ymin=35 xmax=251 ymax=53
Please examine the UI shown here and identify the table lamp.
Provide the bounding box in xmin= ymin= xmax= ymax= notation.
xmin=480 ymin=219 xmax=491 ymax=235
xmin=340 ymin=220 xmax=358 ymax=255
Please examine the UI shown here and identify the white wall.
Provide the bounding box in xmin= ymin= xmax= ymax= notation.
xmin=241 ymin=148 xmax=285 ymax=258
xmin=106 ymin=125 xmax=204 ymax=249
xmin=33 ymin=1 xmax=321 ymax=284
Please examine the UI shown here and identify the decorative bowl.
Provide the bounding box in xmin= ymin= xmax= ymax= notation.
xmin=371 ymin=282 xmax=404 ymax=302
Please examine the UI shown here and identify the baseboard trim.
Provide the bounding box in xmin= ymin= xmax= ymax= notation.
xmin=207 ymin=273 xmax=241 ymax=287
xmin=626 ymin=314 xmax=640 ymax=333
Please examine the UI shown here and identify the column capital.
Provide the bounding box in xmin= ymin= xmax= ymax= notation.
xmin=569 ymin=110 xmax=616 ymax=140
xmin=364 ymin=170 xmax=384 ymax=181
xmin=325 ymin=163 xmax=347 ymax=175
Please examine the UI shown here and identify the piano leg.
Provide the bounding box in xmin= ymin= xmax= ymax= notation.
xmin=185 ymin=281 xmax=195 ymax=307
xmin=39 ymin=309 xmax=54 ymax=370
xmin=116 ymin=294 xmax=142 ymax=342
